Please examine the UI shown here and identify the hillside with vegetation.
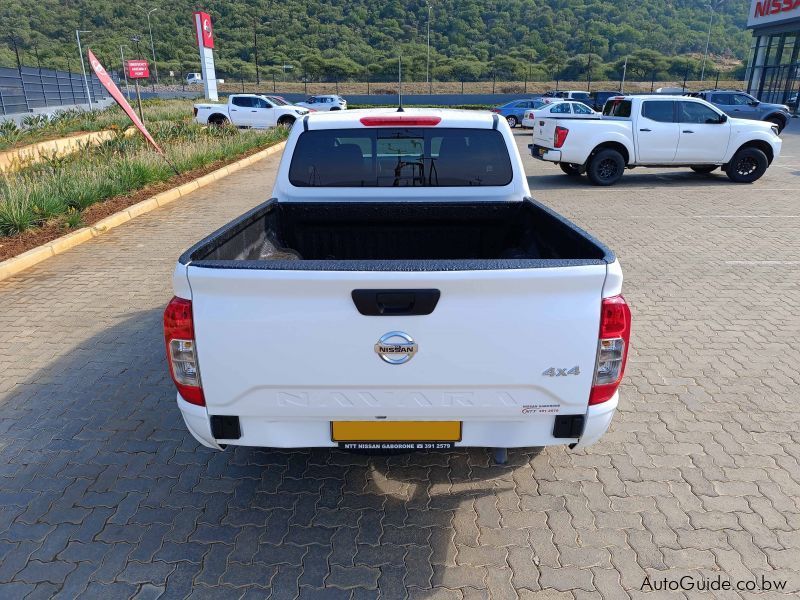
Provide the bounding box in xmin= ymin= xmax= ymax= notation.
xmin=1 ymin=0 xmax=751 ymax=82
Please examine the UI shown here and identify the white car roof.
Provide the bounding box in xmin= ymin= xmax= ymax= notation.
xmin=304 ymin=107 xmax=497 ymax=130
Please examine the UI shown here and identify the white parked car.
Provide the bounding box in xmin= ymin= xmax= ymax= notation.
xmin=296 ymin=95 xmax=347 ymax=111
xmin=531 ymin=95 xmax=782 ymax=185
xmin=193 ymin=94 xmax=309 ymax=128
xmin=165 ymin=109 xmax=630 ymax=461
xmin=522 ymin=100 xmax=599 ymax=128
xmin=186 ymin=72 xmax=202 ymax=84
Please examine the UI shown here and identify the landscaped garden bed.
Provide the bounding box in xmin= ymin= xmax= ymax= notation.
xmin=0 ymin=118 xmax=288 ymax=261
xmin=0 ymin=100 xmax=196 ymax=151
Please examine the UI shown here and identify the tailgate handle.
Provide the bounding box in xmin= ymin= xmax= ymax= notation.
xmin=351 ymin=289 xmax=440 ymax=316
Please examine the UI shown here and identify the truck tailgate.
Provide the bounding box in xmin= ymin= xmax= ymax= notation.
xmin=533 ymin=117 xmax=560 ymax=151
xmin=187 ymin=265 xmax=606 ymax=423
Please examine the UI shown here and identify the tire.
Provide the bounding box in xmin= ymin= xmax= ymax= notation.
xmin=208 ymin=114 xmax=228 ymax=127
xmin=277 ymin=116 xmax=296 ymax=128
xmin=506 ymin=115 xmax=518 ymax=128
xmin=586 ymin=149 xmax=625 ymax=186
xmin=330 ymin=107 xmax=341 ymax=111
xmin=690 ymin=165 xmax=718 ymax=174
xmin=726 ymin=147 xmax=769 ymax=183
xmin=559 ymin=163 xmax=582 ymax=176
xmin=765 ymin=116 xmax=785 ymax=134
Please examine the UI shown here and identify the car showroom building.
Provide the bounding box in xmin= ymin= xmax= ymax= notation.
xmin=745 ymin=0 xmax=800 ymax=107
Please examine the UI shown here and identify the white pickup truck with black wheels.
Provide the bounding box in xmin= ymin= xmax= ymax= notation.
xmin=194 ymin=94 xmax=309 ymax=128
xmin=531 ymin=95 xmax=782 ymax=186
xmin=164 ymin=109 xmax=631 ymax=462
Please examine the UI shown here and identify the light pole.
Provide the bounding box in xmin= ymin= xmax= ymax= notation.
xmin=75 ymin=30 xmax=92 ymax=110
xmin=700 ymin=0 xmax=724 ymax=82
xmin=144 ymin=7 xmax=160 ymax=85
xmin=120 ymin=45 xmax=132 ymax=99
xmin=425 ymin=2 xmax=432 ymax=88
xmin=253 ymin=18 xmax=260 ymax=85
xmin=131 ymin=35 xmax=146 ymax=123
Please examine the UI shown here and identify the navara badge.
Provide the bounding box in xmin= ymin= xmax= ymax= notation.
xmin=375 ymin=332 xmax=418 ymax=365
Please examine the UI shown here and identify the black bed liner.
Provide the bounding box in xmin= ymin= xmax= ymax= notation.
xmin=180 ymin=198 xmax=614 ymax=271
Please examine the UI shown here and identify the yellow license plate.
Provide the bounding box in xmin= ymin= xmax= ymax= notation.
xmin=331 ymin=421 xmax=461 ymax=442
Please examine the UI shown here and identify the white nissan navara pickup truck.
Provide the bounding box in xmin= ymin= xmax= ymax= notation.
xmin=194 ymin=94 xmax=309 ymax=128
xmin=531 ymin=95 xmax=782 ymax=185
xmin=164 ymin=109 xmax=632 ymax=461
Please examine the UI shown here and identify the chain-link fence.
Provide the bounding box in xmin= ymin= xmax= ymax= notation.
xmin=0 ymin=65 xmax=112 ymax=116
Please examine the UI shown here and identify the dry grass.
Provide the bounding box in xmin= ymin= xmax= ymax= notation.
xmin=196 ymin=79 xmax=747 ymax=96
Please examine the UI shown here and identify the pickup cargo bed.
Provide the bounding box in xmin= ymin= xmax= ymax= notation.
xmin=181 ymin=198 xmax=612 ymax=270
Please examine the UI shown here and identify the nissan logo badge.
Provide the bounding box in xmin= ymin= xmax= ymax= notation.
xmin=374 ymin=331 xmax=418 ymax=365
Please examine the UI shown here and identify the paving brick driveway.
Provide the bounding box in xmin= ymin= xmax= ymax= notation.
xmin=1 ymin=122 xmax=799 ymax=599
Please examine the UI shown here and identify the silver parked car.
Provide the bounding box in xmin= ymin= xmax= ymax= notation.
xmin=295 ymin=95 xmax=347 ymax=111
xmin=688 ymin=90 xmax=791 ymax=133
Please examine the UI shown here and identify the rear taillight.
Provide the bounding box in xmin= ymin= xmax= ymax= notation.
xmin=163 ymin=297 xmax=205 ymax=406
xmin=491 ymin=108 xmax=501 ymax=113
xmin=554 ymin=126 xmax=569 ymax=148
xmin=193 ymin=107 xmax=198 ymax=117
xmin=589 ymin=295 xmax=631 ymax=405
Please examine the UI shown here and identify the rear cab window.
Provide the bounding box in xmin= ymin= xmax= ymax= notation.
xmin=289 ymin=128 xmax=513 ymax=187
xmin=603 ymin=99 xmax=632 ymax=118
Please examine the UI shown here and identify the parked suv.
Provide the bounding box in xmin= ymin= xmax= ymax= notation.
xmin=590 ymin=91 xmax=621 ymax=112
xmin=544 ymin=90 xmax=593 ymax=103
xmin=688 ymin=90 xmax=791 ymax=134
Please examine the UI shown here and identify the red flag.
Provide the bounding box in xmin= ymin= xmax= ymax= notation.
xmin=87 ymin=49 xmax=164 ymax=156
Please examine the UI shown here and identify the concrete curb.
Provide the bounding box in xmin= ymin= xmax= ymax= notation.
xmin=0 ymin=140 xmax=286 ymax=283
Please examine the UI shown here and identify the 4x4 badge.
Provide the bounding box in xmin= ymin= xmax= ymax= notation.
xmin=542 ymin=366 xmax=580 ymax=377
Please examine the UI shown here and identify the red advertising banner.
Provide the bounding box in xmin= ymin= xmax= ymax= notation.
xmin=87 ymin=49 xmax=164 ymax=156
xmin=194 ymin=11 xmax=214 ymax=48
xmin=126 ymin=59 xmax=150 ymax=79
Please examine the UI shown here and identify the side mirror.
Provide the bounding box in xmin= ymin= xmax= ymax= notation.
xmin=748 ymin=100 xmax=760 ymax=106
xmin=718 ymin=114 xmax=728 ymax=123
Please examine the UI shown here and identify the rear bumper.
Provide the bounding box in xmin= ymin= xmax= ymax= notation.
xmin=176 ymin=392 xmax=618 ymax=450
xmin=529 ymin=143 xmax=562 ymax=162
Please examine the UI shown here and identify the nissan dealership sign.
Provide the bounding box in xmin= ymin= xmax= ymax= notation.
xmin=747 ymin=0 xmax=800 ymax=28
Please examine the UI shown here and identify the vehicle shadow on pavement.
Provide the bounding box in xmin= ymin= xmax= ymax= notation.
xmin=0 ymin=308 xmax=547 ymax=598
xmin=527 ymin=171 xmax=748 ymax=190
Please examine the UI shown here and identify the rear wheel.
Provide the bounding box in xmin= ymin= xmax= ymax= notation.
xmin=586 ymin=149 xmax=625 ymax=186
xmin=559 ymin=163 xmax=582 ymax=177
xmin=726 ymin=147 xmax=768 ymax=183
xmin=208 ymin=114 xmax=229 ymax=127
xmin=277 ymin=116 xmax=296 ymax=128
xmin=506 ymin=115 xmax=518 ymax=128
xmin=690 ymin=165 xmax=718 ymax=174
xmin=765 ymin=116 xmax=785 ymax=134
